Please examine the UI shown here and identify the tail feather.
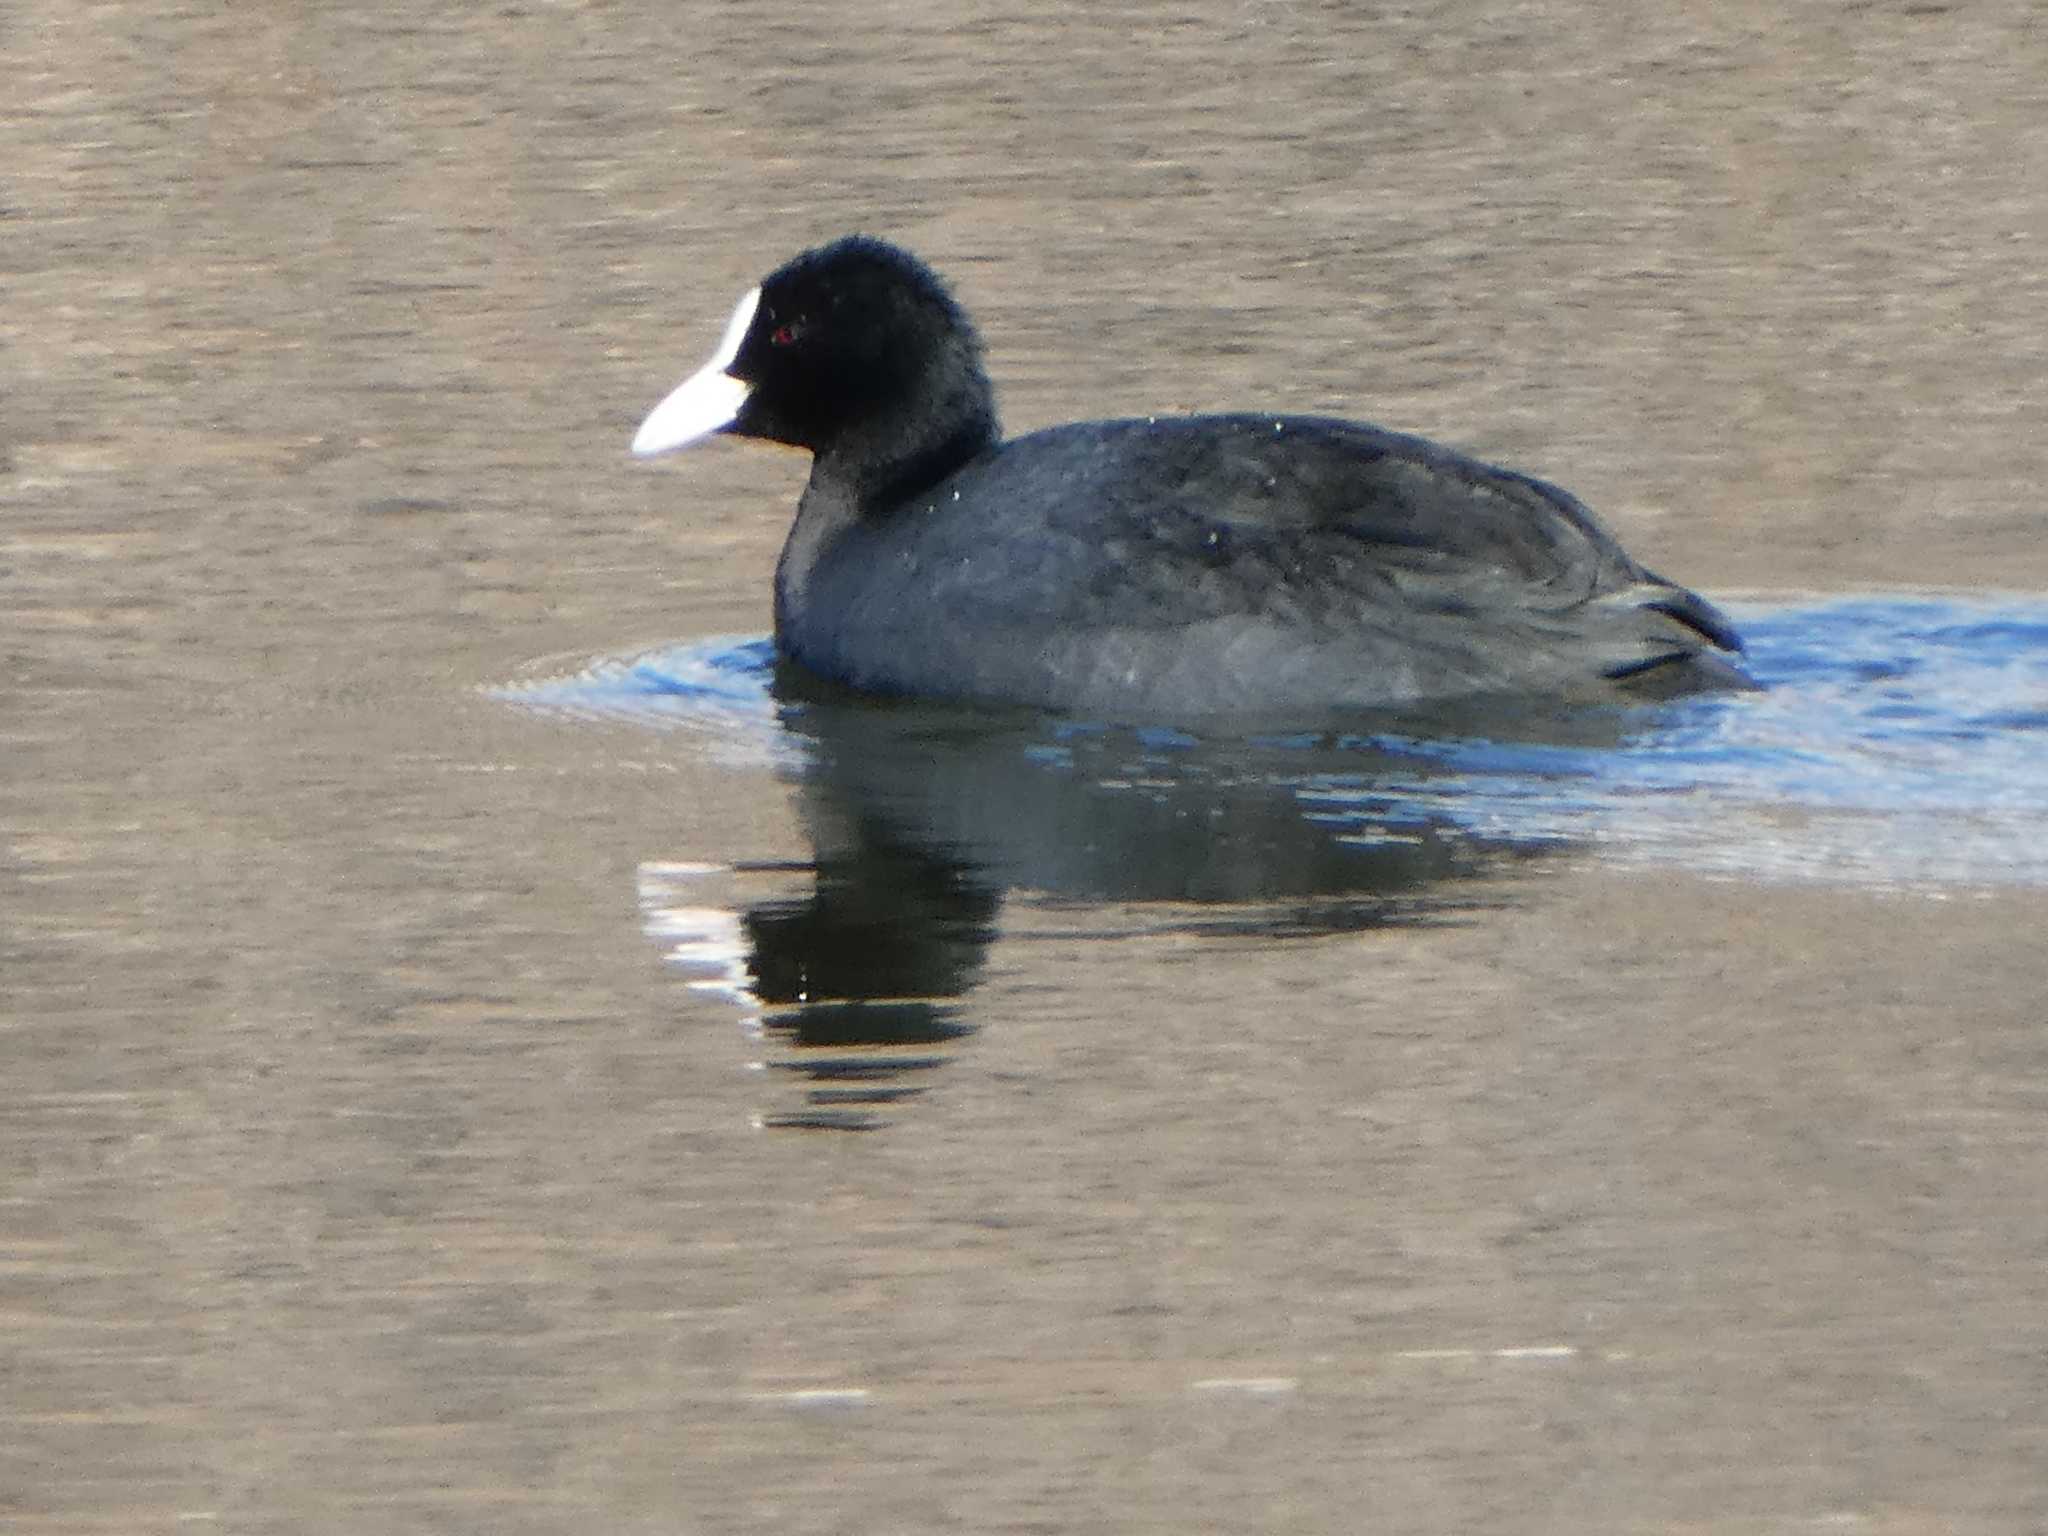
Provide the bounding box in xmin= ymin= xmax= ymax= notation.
xmin=1639 ymin=583 xmax=1744 ymax=654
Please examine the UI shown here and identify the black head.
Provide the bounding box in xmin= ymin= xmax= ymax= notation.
xmin=632 ymin=236 xmax=1000 ymax=501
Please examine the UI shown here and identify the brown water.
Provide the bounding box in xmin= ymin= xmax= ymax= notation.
xmin=7 ymin=2 xmax=2048 ymax=1531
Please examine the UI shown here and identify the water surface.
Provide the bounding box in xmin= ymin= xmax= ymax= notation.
xmin=505 ymin=592 xmax=2048 ymax=894
xmin=501 ymin=590 xmax=2048 ymax=1139
xmin=8 ymin=1 xmax=2048 ymax=1531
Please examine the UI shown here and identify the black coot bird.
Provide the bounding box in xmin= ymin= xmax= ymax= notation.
xmin=632 ymin=235 xmax=1749 ymax=720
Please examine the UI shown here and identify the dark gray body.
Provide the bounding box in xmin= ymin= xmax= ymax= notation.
xmin=775 ymin=412 xmax=1747 ymax=722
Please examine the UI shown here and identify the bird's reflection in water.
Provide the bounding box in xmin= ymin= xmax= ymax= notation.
xmin=641 ymin=846 xmax=995 ymax=1130
xmin=645 ymin=686 xmax=1633 ymax=1129
xmin=740 ymin=837 xmax=996 ymax=1128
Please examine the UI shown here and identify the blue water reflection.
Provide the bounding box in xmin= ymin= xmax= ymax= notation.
xmin=499 ymin=593 xmax=2048 ymax=892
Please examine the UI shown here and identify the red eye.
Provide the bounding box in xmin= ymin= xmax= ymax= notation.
xmin=769 ymin=321 xmax=802 ymax=347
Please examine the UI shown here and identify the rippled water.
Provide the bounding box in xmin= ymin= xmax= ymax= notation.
xmin=498 ymin=592 xmax=2048 ymax=893
xmin=495 ymin=592 xmax=2048 ymax=1130
xmin=14 ymin=0 xmax=2048 ymax=1527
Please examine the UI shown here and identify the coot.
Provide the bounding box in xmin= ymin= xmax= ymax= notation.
xmin=631 ymin=235 xmax=1749 ymax=719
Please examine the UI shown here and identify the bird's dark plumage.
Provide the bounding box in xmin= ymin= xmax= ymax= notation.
xmin=632 ymin=235 xmax=1750 ymax=721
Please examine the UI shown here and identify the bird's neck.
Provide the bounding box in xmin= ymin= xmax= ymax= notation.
xmin=818 ymin=365 xmax=1000 ymax=516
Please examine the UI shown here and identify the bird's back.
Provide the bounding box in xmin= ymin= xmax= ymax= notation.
xmin=776 ymin=414 xmax=1746 ymax=719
